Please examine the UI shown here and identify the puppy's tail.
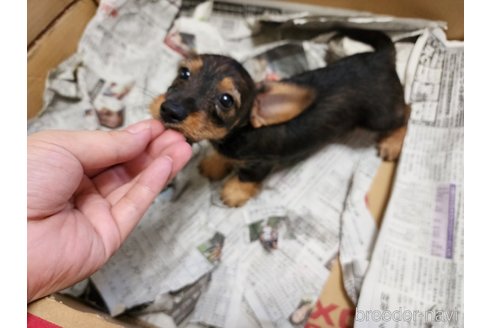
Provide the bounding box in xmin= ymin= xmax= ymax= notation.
xmin=336 ymin=28 xmax=396 ymax=62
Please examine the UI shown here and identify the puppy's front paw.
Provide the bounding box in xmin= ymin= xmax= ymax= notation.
xmin=199 ymin=152 xmax=233 ymax=181
xmin=221 ymin=176 xmax=260 ymax=207
xmin=378 ymin=128 xmax=406 ymax=161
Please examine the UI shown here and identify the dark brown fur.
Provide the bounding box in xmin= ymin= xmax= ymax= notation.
xmin=156 ymin=29 xmax=409 ymax=207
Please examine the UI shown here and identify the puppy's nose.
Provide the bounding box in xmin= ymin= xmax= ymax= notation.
xmin=160 ymin=100 xmax=188 ymax=123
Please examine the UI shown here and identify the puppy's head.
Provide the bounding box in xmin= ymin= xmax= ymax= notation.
xmin=159 ymin=55 xmax=256 ymax=142
xmin=158 ymin=54 xmax=316 ymax=142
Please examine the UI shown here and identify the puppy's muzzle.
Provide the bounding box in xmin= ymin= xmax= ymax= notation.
xmin=160 ymin=100 xmax=188 ymax=123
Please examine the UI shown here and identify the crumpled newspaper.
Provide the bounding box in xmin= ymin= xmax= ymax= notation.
xmin=29 ymin=1 xmax=451 ymax=327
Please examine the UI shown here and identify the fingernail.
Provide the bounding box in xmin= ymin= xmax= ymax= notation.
xmin=126 ymin=121 xmax=151 ymax=134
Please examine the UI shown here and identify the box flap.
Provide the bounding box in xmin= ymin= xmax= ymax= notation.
xmin=27 ymin=0 xmax=75 ymax=47
xmin=27 ymin=0 xmax=96 ymax=119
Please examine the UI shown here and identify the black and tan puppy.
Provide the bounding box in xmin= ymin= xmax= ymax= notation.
xmin=152 ymin=29 xmax=409 ymax=207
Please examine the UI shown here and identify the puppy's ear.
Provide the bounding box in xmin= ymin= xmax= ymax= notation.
xmin=250 ymin=81 xmax=316 ymax=128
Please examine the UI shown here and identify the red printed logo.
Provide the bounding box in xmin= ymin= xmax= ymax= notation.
xmin=307 ymin=301 xmax=355 ymax=327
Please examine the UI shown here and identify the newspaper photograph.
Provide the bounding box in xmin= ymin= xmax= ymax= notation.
xmin=27 ymin=0 xmax=463 ymax=327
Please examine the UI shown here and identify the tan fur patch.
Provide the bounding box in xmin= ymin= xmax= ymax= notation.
xmin=185 ymin=57 xmax=203 ymax=73
xmin=219 ymin=77 xmax=235 ymax=91
xmin=149 ymin=94 xmax=166 ymax=119
xmin=221 ymin=175 xmax=260 ymax=207
xmin=218 ymin=77 xmax=241 ymax=110
xmin=199 ymin=150 xmax=234 ymax=181
xmin=251 ymin=82 xmax=316 ymax=128
xmin=378 ymin=105 xmax=411 ymax=161
xmin=171 ymin=111 xmax=227 ymax=142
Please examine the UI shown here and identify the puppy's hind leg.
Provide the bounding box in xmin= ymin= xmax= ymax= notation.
xmin=221 ymin=162 xmax=273 ymax=207
xmin=378 ymin=105 xmax=411 ymax=161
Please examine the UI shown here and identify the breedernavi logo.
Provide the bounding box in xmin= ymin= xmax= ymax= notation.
xmin=355 ymin=308 xmax=460 ymax=324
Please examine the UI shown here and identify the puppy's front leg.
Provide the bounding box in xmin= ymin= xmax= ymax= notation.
xmin=199 ymin=150 xmax=233 ymax=181
xmin=221 ymin=176 xmax=261 ymax=207
xmin=221 ymin=162 xmax=273 ymax=207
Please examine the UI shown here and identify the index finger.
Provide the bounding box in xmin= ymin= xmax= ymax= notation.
xmin=30 ymin=120 xmax=165 ymax=176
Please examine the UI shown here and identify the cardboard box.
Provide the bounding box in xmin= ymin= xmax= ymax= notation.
xmin=27 ymin=0 xmax=97 ymax=119
xmin=27 ymin=0 xmax=74 ymax=46
xmin=287 ymin=0 xmax=463 ymax=40
xmin=27 ymin=1 xmax=463 ymax=327
xmin=28 ymin=294 xmax=135 ymax=328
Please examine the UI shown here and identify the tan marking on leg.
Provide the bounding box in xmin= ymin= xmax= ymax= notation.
xmin=149 ymin=94 xmax=165 ymax=119
xmin=221 ymin=175 xmax=260 ymax=207
xmin=199 ymin=150 xmax=234 ymax=181
xmin=378 ymin=105 xmax=411 ymax=161
xmin=378 ymin=126 xmax=407 ymax=161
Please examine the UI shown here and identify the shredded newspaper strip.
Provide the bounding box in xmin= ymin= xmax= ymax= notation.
xmin=28 ymin=0 xmax=462 ymax=327
xmin=355 ymin=29 xmax=464 ymax=328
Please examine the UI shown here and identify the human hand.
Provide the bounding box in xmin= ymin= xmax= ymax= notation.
xmin=27 ymin=119 xmax=192 ymax=302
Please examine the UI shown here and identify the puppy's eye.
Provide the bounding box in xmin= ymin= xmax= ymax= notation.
xmin=179 ymin=67 xmax=191 ymax=80
xmin=219 ymin=93 xmax=234 ymax=109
